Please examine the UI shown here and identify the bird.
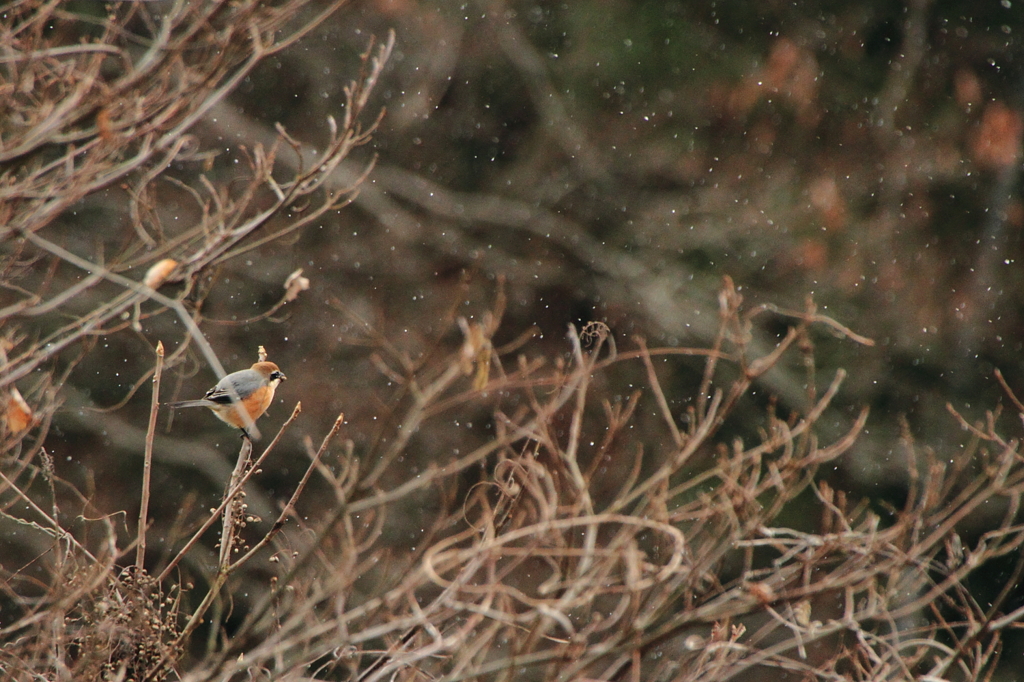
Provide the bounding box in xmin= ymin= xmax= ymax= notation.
xmin=165 ymin=361 xmax=286 ymax=439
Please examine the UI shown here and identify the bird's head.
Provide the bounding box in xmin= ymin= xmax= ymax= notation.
xmin=252 ymin=361 xmax=287 ymax=384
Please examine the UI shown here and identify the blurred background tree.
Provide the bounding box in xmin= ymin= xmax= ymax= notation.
xmin=7 ymin=0 xmax=1020 ymax=498
xmin=232 ymin=0 xmax=1024 ymax=495
xmin=4 ymin=0 xmax=1024 ymax=678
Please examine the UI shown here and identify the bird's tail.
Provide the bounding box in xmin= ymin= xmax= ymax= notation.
xmin=164 ymin=400 xmax=210 ymax=409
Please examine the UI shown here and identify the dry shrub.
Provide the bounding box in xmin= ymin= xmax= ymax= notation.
xmin=4 ymin=274 xmax=1024 ymax=681
xmin=3 ymin=2 xmax=1024 ymax=682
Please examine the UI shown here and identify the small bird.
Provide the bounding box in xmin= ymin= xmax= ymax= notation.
xmin=166 ymin=361 xmax=286 ymax=439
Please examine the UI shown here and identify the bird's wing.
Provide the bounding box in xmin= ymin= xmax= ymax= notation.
xmin=202 ymin=386 xmax=239 ymax=404
xmin=203 ymin=371 xmax=263 ymax=404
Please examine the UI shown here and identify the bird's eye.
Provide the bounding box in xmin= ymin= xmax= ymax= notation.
xmin=271 ymin=371 xmax=283 ymax=380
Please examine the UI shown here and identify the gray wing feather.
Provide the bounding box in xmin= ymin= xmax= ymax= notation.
xmin=203 ymin=370 xmax=263 ymax=404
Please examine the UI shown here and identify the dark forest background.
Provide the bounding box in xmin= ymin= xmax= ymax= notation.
xmin=4 ymin=1 xmax=1024 ymax=680
xmin=193 ymin=0 xmax=1024 ymax=505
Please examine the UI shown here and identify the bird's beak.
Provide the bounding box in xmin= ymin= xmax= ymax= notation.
xmin=279 ymin=373 xmax=287 ymax=381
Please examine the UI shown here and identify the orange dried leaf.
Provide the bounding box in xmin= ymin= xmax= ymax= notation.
xmin=972 ymin=101 xmax=1023 ymax=170
xmin=143 ymin=259 xmax=178 ymax=289
xmin=5 ymin=387 xmax=33 ymax=434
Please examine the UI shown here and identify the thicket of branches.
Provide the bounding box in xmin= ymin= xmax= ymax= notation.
xmin=3 ymin=2 xmax=1024 ymax=681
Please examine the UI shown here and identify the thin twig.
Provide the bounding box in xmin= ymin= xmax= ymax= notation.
xmin=155 ymin=402 xmax=302 ymax=583
xmin=136 ymin=340 xmax=164 ymax=571
xmin=231 ymin=411 xmax=344 ymax=568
